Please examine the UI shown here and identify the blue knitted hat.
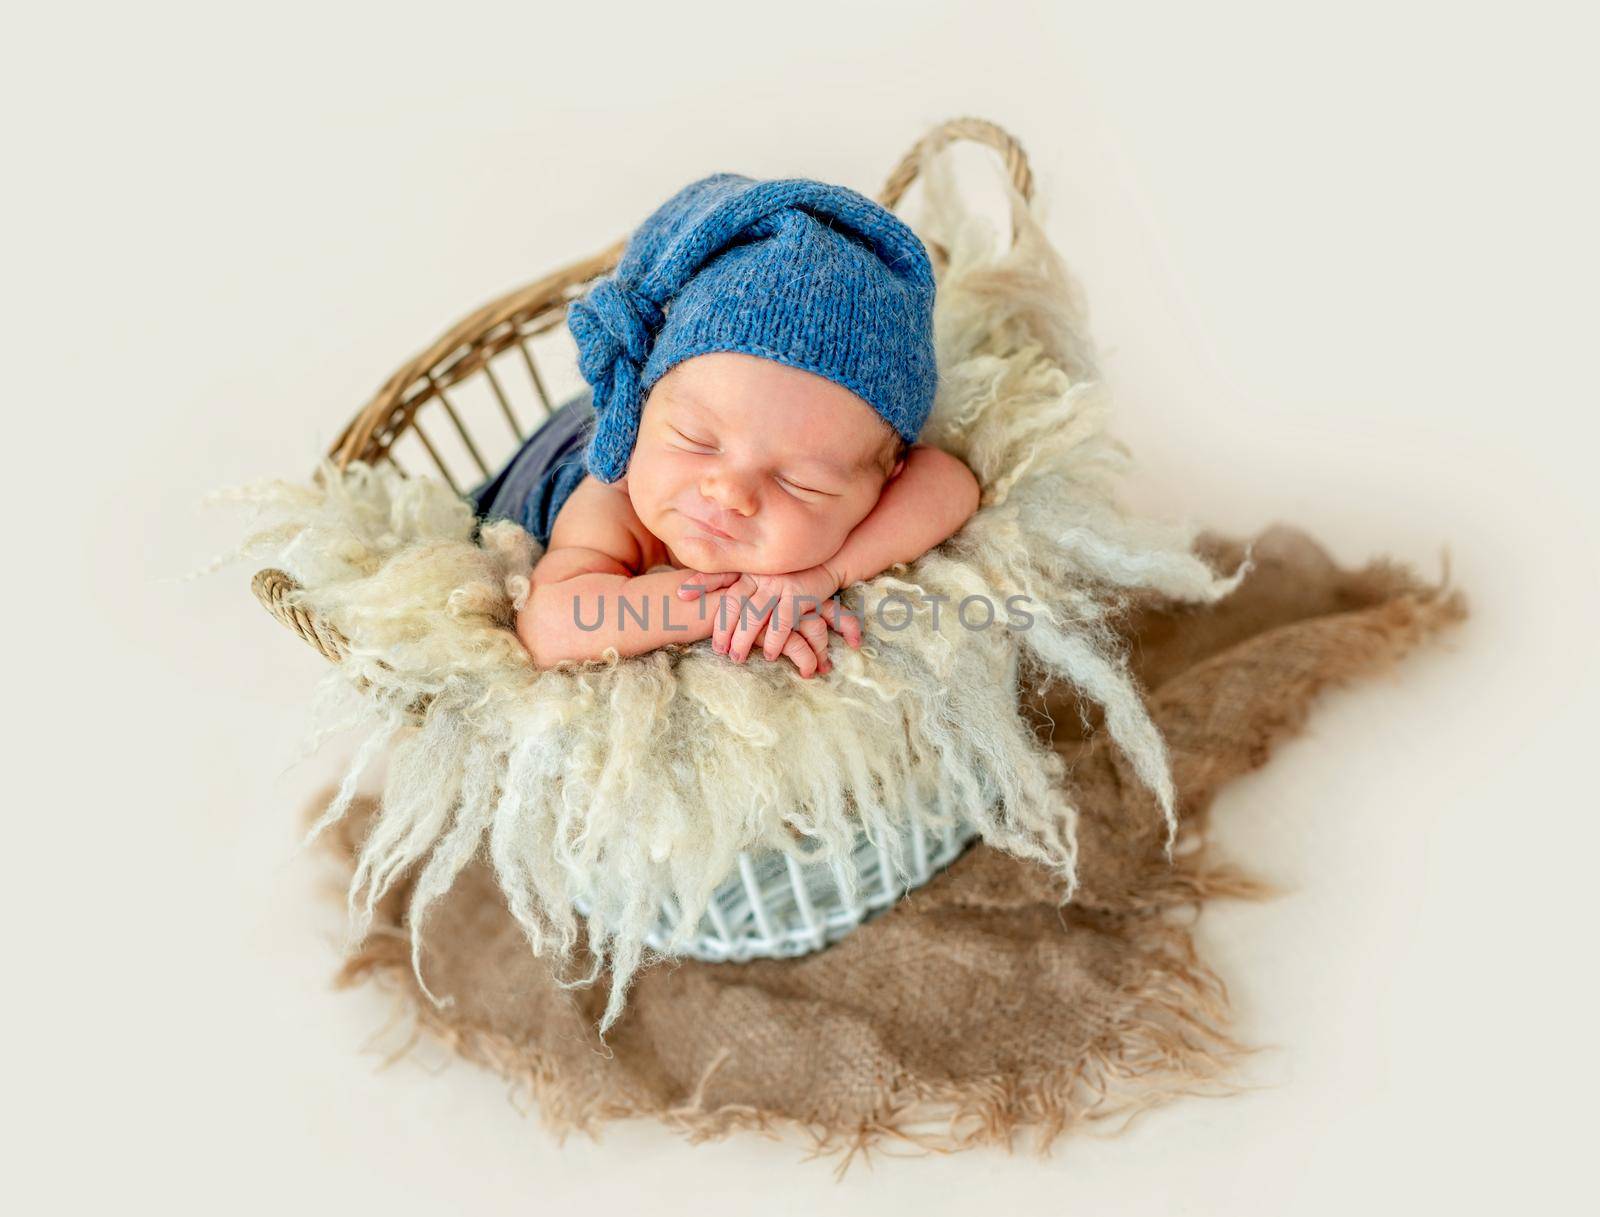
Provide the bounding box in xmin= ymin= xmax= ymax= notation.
xmin=566 ymin=173 xmax=939 ymax=483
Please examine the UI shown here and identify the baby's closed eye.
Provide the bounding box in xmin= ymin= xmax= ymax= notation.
xmin=668 ymin=428 xmax=837 ymax=499
xmin=669 ymin=426 xmax=716 ymax=451
xmin=776 ymin=475 xmax=836 ymax=499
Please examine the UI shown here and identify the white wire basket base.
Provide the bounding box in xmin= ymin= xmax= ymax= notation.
xmin=576 ymin=816 xmax=982 ymax=964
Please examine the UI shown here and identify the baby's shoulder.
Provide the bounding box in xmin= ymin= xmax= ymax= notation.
xmin=540 ymin=475 xmax=668 ymax=577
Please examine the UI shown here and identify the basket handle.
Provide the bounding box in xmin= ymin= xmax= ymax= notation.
xmin=253 ymin=568 xmax=348 ymax=663
xmin=876 ymin=115 xmax=1035 ymax=267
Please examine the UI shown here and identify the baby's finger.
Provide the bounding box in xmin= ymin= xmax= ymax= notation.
xmin=796 ymin=616 xmax=831 ymax=673
xmin=711 ymin=591 xmax=739 ymax=655
xmin=726 ymin=585 xmax=774 ymax=658
xmin=712 ymin=577 xmax=756 ymax=654
xmin=818 ymin=598 xmax=864 ymax=648
xmin=780 ymin=630 xmax=819 ymax=678
xmin=728 ymin=597 xmax=773 ymax=663
xmin=761 ymin=600 xmax=798 ymax=661
xmin=677 ymin=571 xmax=740 ymax=600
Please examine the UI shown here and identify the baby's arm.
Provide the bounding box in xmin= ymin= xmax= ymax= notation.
xmin=516 ymin=477 xmax=719 ymax=668
xmin=823 ymin=443 xmax=981 ymax=590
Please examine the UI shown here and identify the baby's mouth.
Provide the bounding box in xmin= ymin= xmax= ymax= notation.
xmin=680 ymin=510 xmax=740 ymax=542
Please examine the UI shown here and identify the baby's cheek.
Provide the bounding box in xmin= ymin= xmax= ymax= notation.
xmin=798 ymin=507 xmax=857 ymax=566
xmin=629 ymin=464 xmax=674 ymax=528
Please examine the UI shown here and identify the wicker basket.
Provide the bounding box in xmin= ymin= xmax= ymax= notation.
xmin=255 ymin=116 xmax=1035 ymax=958
xmin=577 ymin=814 xmax=983 ymax=963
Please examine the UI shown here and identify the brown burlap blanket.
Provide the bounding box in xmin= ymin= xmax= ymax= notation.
xmin=315 ymin=525 xmax=1463 ymax=1165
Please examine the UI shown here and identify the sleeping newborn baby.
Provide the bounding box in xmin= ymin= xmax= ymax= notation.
xmin=479 ymin=173 xmax=980 ymax=677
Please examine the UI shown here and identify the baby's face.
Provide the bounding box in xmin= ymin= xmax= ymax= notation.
xmin=624 ymin=352 xmax=903 ymax=575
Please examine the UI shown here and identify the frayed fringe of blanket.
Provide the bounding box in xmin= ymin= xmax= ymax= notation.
xmin=327 ymin=829 xmax=1259 ymax=1176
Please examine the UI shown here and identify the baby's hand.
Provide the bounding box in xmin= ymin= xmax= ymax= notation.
xmin=747 ymin=614 xmax=834 ymax=679
xmin=677 ymin=565 xmax=862 ymax=665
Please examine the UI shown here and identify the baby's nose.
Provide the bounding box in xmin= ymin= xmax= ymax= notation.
xmin=700 ymin=471 xmax=757 ymax=516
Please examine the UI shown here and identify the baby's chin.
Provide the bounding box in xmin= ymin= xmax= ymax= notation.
xmin=667 ymin=525 xmax=810 ymax=575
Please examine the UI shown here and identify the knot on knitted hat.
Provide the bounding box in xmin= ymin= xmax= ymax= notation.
xmin=567 ymin=279 xmax=666 ymax=480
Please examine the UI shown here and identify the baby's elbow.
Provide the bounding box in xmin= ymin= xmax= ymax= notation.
xmin=514 ymin=600 xmax=551 ymax=669
xmin=940 ymin=454 xmax=981 ymax=533
xmin=957 ymin=462 xmax=981 ymax=524
xmin=515 ymin=589 xmax=579 ymax=671
xmin=911 ymin=446 xmax=981 ymax=520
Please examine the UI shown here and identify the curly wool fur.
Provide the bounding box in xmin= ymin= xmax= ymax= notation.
xmin=220 ymin=147 xmax=1248 ymax=1035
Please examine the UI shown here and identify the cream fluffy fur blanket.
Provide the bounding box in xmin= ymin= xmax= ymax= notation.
xmin=222 ymin=150 xmax=1248 ymax=1034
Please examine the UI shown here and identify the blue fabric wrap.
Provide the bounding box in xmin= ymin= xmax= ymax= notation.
xmin=469 ymin=387 xmax=596 ymax=548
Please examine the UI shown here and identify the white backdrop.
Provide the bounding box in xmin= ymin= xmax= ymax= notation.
xmin=8 ymin=2 xmax=1596 ymax=1212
